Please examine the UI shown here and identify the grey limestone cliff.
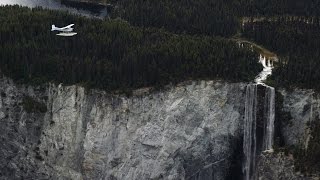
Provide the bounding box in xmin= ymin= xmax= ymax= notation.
xmin=257 ymin=152 xmax=312 ymax=180
xmin=2 ymin=76 xmax=319 ymax=180
xmin=256 ymin=89 xmax=320 ymax=180
xmin=0 ymin=78 xmax=247 ymax=180
xmin=280 ymin=89 xmax=320 ymax=147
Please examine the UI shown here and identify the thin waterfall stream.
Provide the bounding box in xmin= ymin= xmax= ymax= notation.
xmin=243 ymin=55 xmax=277 ymax=180
xmin=263 ymin=87 xmax=275 ymax=150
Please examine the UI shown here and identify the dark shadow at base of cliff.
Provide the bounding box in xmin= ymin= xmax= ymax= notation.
xmin=274 ymin=90 xmax=288 ymax=148
xmin=226 ymin=136 xmax=244 ymax=180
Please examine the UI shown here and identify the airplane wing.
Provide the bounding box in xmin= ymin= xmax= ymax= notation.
xmin=61 ymin=24 xmax=75 ymax=29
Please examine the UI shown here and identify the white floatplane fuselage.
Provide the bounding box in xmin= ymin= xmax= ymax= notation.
xmin=51 ymin=24 xmax=77 ymax=36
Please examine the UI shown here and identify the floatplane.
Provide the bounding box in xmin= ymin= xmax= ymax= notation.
xmin=51 ymin=24 xmax=77 ymax=36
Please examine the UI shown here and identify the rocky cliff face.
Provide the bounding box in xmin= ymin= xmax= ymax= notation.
xmin=2 ymin=76 xmax=319 ymax=180
xmin=280 ymin=89 xmax=319 ymax=147
xmin=63 ymin=0 xmax=108 ymax=5
xmin=256 ymin=89 xmax=320 ymax=180
xmin=0 ymin=78 xmax=247 ymax=180
xmin=257 ymin=152 xmax=312 ymax=180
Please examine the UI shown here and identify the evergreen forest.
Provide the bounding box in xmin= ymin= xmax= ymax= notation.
xmin=1 ymin=0 xmax=320 ymax=91
xmin=243 ymin=17 xmax=320 ymax=90
xmin=114 ymin=0 xmax=320 ymax=37
xmin=0 ymin=6 xmax=261 ymax=91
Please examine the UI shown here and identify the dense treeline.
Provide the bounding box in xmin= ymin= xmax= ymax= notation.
xmin=112 ymin=0 xmax=320 ymax=37
xmin=113 ymin=0 xmax=240 ymax=37
xmin=241 ymin=0 xmax=320 ymax=16
xmin=0 ymin=6 xmax=261 ymax=91
xmin=243 ymin=17 xmax=320 ymax=89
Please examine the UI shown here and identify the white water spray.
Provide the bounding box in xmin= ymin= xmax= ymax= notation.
xmin=255 ymin=55 xmax=273 ymax=85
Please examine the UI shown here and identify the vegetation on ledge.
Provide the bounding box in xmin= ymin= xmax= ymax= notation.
xmin=0 ymin=6 xmax=262 ymax=92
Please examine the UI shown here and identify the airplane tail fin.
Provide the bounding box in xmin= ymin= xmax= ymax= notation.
xmin=51 ymin=25 xmax=56 ymax=31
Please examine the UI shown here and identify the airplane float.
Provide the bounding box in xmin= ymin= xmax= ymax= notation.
xmin=51 ymin=24 xmax=77 ymax=36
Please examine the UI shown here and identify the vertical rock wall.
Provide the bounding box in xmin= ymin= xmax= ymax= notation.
xmin=0 ymin=78 xmax=247 ymax=180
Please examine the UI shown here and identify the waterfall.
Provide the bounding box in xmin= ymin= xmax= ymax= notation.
xmin=243 ymin=84 xmax=258 ymax=180
xmin=243 ymin=84 xmax=275 ymax=180
xmin=263 ymin=86 xmax=275 ymax=150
